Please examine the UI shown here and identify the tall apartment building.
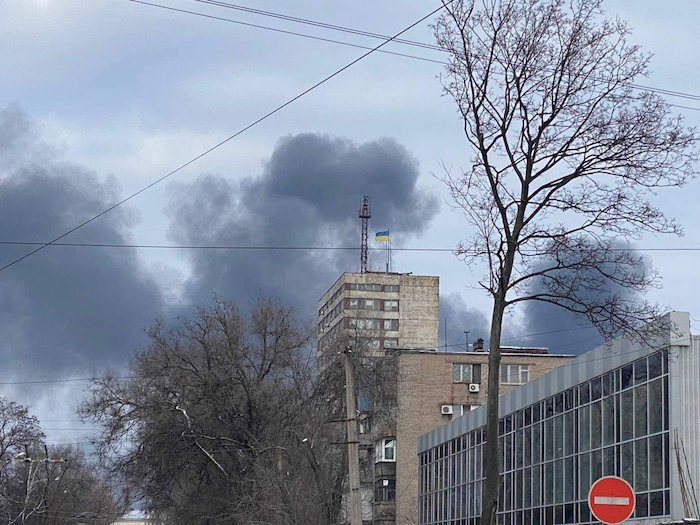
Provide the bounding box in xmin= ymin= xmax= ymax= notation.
xmin=317 ymin=272 xmax=440 ymax=358
xmin=317 ymin=273 xmax=576 ymax=525
xmin=317 ymin=272 xmax=439 ymax=525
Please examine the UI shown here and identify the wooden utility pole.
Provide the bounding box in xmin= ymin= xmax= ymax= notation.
xmin=344 ymin=348 xmax=362 ymax=525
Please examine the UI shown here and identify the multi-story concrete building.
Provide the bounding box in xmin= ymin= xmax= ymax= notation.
xmin=387 ymin=346 xmax=576 ymax=525
xmin=317 ymin=272 xmax=440 ymax=358
xmin=318 ymin=272 xmax=440 ymax=524
xmin=317 ymin=272 xmax=576 ymax=525
xmin=417 ymin=312 xmax=699 ymax=525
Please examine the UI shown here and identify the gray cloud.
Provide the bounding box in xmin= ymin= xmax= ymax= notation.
xmin=166 ymin=132 xmax=439 ymax=315
xmin=438 ymin=292 xmax=490 ymax=351
xmin=0 ymin=107 xmax=164 ymax=381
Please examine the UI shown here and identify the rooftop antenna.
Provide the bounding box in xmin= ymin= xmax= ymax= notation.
xmin=359 ymin=196 xmax=371 ymax=273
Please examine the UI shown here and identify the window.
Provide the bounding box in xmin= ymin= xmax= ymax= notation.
xmin=384 ymin=284 xmax=399 ymax=292
xmin=363 ymin=298 xmax=380 ymax=310
xmin=501 ymin=364 xmax=530 ymax=384
xmin=419 ymin=350 xmax=673 ymax=525
xmin=376 ymin=438 xmax=396 ymax=462
xmin=364 ymin=338 xmax=380 ymax=350
xmin=384 ymin=300 xmax=399 ymax=311
xmin=450 ymin=404 xmax=476 ymax=420
xmin=383 ymin=319 xmax=399 ymax=331
xmin=349 ymin=283 xmax=382 ymax=291
xmin=383 ymin=338 xmax=398 ymax=348
xmin=376 ymin=479 xmax=396 ymax=502
xmin=347 ymin=298 xmax=381 ymax=310
xmin=349 ymin=318 xmax=380 ymax=330
xmin=453 ymin=363 xmax=474 ymax=383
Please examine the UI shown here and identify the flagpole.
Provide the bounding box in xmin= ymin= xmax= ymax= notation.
xmin=386 ymin=232 xmax=389 ymax=273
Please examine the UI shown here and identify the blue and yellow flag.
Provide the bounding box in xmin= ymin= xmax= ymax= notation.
xmin=375 ymin=230 xmax=390 ymax=242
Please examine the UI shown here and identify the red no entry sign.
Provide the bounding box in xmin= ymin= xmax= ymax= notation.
xmin=588 ymin=476 xmax=636 ymax=524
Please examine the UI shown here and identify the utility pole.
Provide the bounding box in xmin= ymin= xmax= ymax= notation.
xmin=344 ymin=347 xmax=362 ymax=525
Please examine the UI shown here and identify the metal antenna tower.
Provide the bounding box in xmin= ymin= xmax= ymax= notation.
xmin=358 ymin=196 xmax=371 ymax=273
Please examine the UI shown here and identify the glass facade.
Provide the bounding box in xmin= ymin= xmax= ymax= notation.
xmin=418 ymin=350 xmax=671 ymax=525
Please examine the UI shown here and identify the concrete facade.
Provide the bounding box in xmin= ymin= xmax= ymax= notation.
xmin=393 ymin=349 xmax=576 ymax=524
xmin=317 ymin=272 xmax=440 ymax=360
xmin=318 ymin=272 xmax=439 ymax=525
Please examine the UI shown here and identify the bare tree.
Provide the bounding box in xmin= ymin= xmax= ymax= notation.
xmin=433 ymin=0 xmax=698 ymax=522
xmin=80 ymin=297 xmax=364 ymax=525
xmin=0 ymin=398 xmax=120 ymax=525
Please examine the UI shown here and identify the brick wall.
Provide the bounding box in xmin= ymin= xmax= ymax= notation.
xmin=393 ymin=350 xmax=575 ymax=524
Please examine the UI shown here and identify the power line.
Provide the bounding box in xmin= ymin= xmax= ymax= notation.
xmin=0 ymin=1 xmax=454 ymax=275
xmin=130 ymin=0 xmax=445 ymax=65
xmin=3 ymin=240 xmax=700 ymax=253
xmin=178 ymin=0 xmax=700 ymax=106
xmin=189 ymin=0 xmax=443 ymax=51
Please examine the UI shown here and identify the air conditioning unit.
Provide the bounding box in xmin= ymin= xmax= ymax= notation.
xmin=441 ymin=405 xmax=453 ymax=415
xmin=469 ymin=383 xmax=480 ymax=393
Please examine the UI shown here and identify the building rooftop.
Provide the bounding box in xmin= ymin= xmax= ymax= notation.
xmin=388 ymin=347 xmax=575 ymax=358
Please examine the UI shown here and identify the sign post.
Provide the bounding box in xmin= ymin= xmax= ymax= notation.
xmin=588 ymin=476 xmax=636 ymax=525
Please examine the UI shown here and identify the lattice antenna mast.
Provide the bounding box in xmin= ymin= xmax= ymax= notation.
xmin=359 ymin=196 xmax=371 ymax=273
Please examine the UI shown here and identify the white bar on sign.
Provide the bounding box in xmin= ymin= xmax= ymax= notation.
xmin=594 ymin=497 xmax=630 ymax=506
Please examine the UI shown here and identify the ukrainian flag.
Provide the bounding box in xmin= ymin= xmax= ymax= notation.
xmin=375 ymin=230 xmax=390 ymax=242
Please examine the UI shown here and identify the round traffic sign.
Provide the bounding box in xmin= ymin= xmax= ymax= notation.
xmin=588 ymin=476 xmax=636 ymax=525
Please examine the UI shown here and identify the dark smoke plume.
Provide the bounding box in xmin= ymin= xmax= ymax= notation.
xmin=166 ymin=133 xmax=439 ymax=315
xmin=0 ymin=107 xmax=164 ymax=381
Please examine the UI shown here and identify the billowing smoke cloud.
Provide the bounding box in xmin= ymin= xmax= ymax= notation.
xmin=438 ymin=292 xmax=490 ymax=351
xmin=514 ymin=244 xmax=655 ymax=355
xmin=0 ymin=107 xmax=164 ymax=382
xmin=166 ymin=133 xmax=439 ymax=316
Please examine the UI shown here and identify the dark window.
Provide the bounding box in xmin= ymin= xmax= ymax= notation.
xmin=564 ymin=389 xmax=574 ymax=411
xmin=545 ymin=398 xmax=554 ymax=418
xmin=649 ymin=434 xmax=664 ymax=490
xmin=621 ymin=390 xmax=634 ymax=441
xmin=533 ymin=403 xmax=541 ymax=423
xmin=591 ymin=401 xmax=602 ymax=449
xmin=636 ymin=492 xmax=649 ymax=518
xmin=516 ymin=410 xmax=524 ymax=430
xmin=590 ymin=377 xmax=602 ymax=400
xmin=473 ymin=364 xmax=482 ymax=383
xmin=650 ymin=491 xmax=664 ymax=516
xmin=648 ymin=379 xmax=663 ymax=434
xmin=554 ymin=394 xmax=563 ymax=414
xmin=635 ymin=385 xmax=648 ymax=438
xmin=635 ymin=438 xmax=649 ymax=491
xmin=621 ymin=364 xmax=634 ymax=389
xmin=375 ymin=478 xmax=396 ymax=502
xmin=602 ymin=373 xmax=613 ymax=397
xmin=648 ymin=351 xmax=663 ymax=380
xmin=579 ymin=383 xmax=590 ymax=404
xmin=635 ymin=358 xmax=648 ymax=384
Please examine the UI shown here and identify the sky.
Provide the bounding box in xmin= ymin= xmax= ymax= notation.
xmin=0 ymin=0 xmax=698 ymax=447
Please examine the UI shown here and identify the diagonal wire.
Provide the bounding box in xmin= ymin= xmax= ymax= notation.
xmin=0 ymin=1 xmax=453 ymax=274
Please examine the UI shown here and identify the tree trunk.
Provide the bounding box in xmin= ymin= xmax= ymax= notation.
xmin=481 ymin=294 xmax=506 ymax=525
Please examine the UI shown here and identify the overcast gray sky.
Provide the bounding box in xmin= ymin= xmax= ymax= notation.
xmin=0 ymin=0 xmax=698 ymax=445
